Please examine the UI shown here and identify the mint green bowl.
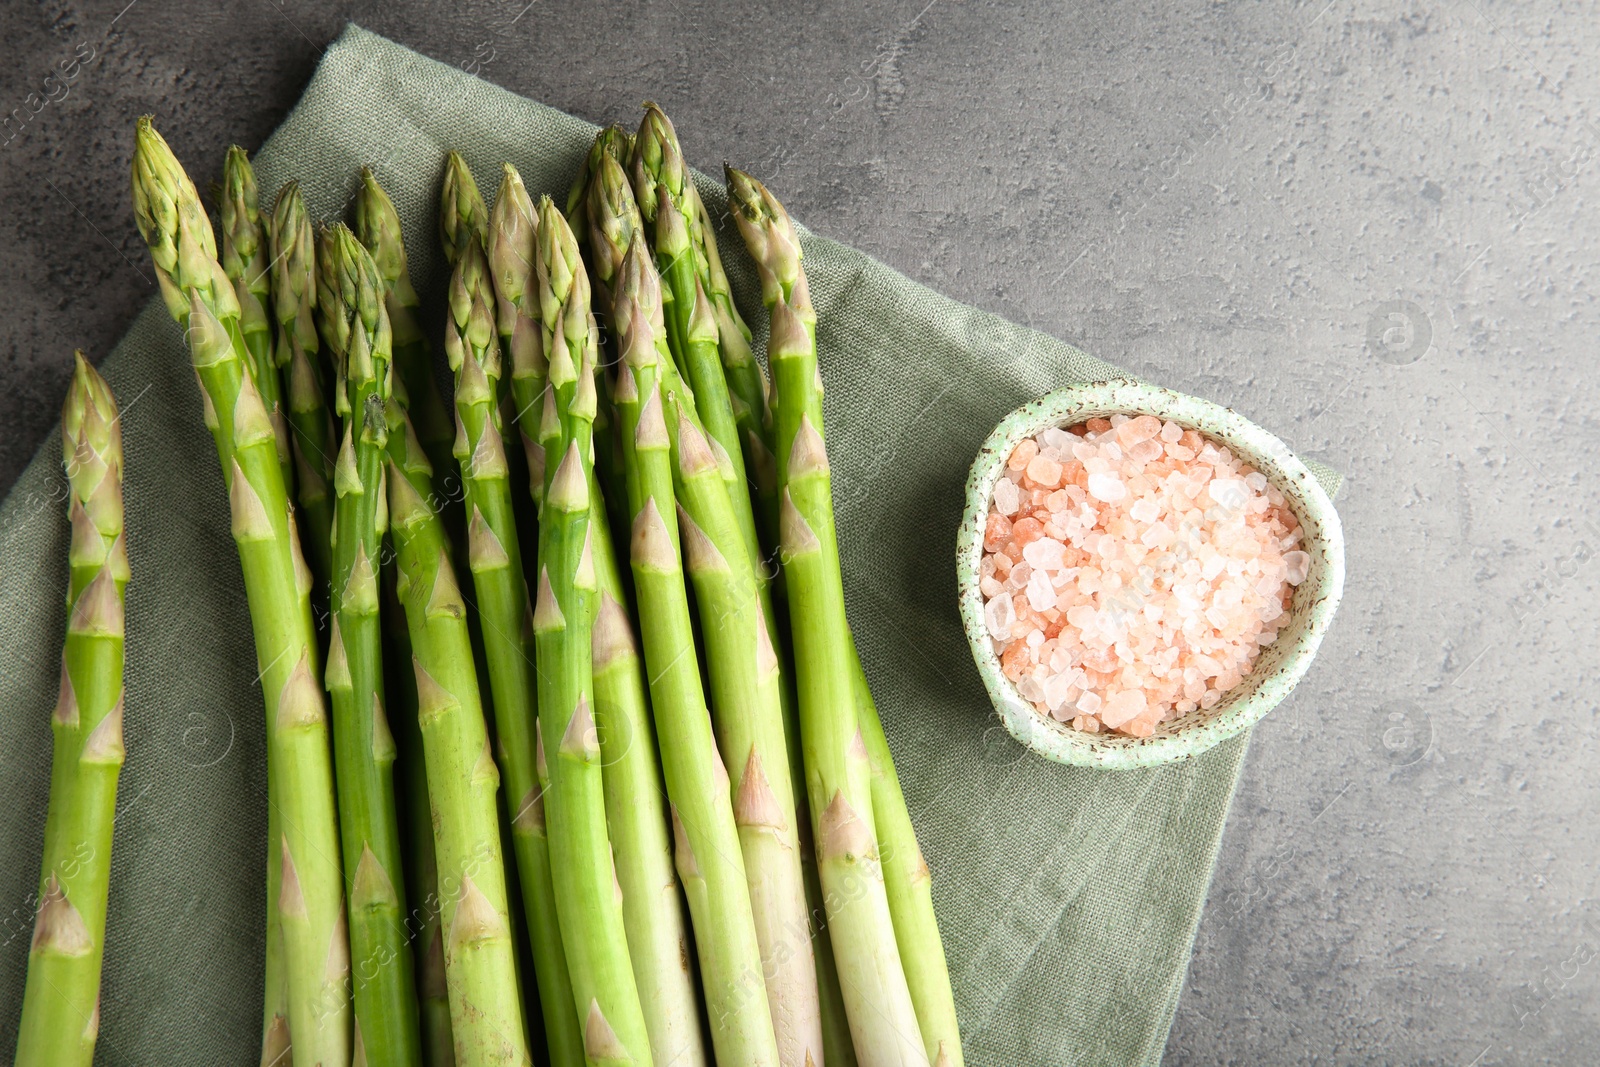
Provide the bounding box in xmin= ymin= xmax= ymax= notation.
xmin=956 ymin=379 xmax=1345 ymax=769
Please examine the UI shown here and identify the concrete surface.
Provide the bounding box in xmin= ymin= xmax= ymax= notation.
xmin=2 ymin=1 xmax=1596 ymax=1063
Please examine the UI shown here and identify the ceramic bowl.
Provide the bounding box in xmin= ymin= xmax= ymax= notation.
xmin=956 ymin=378 xmax=1345 ymax=769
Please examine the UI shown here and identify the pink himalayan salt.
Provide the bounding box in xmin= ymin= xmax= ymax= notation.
xmin=981 ymin=417 xmax=1306 ymax=737
xmin=1026 ymin=453 xmax=1064 ymax=489
xmin=1087 ymin=471 xmax=1126 ymax=503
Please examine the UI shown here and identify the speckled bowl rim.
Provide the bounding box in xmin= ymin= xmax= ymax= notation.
xmin=957 ymin=378 xmax=1346 ymax=769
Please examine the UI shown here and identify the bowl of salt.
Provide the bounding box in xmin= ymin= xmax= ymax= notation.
xmin=956 ymin=378 xmax=1345 ymax=769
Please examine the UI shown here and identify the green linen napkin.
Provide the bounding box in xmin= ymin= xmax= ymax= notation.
xmin=0 ymin=24 xmax=1339 ymax=1066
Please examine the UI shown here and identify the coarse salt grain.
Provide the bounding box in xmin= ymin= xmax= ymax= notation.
xmin=1026 ymin=454 xmax=1064 ymax=488
xmin=1130 ymin=497 xmax=1161 ymax=523
xmin=1100 ymin=689 xmax=1147 ymax=729
xmin=980 ymin=418 xmax=1305 ymax=737
xmin=1023 ymin=537 xmax=1066 ymax=571
xmin=994 ymin=477 xmax=1021 ymax=516
xmin=1087 ymin=471 xmax=1127 ymax=503
xmin=1026 ymin=569 xmax=1056 ymax=613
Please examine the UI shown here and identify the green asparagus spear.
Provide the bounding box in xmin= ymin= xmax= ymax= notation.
xmin=684 ymin=179 xmax=771 ymax=458
xmin=381 ymin=549 xmax=455 ymax=1067
xmin=454 ymin=176 xmax=591 ymax=1067
xmin=355 ymin=169 xmax=458 ymax=1066
xmin=702 ymin=282 xmax=780 ymax=556
xmin=631 ymin=106 xmax=766 ymax=585
xmin=132 ymin=117 xmax=351 ymax=1067
xmin=577 ymin=137 xmax=636 ymax=307
xmin=13 ymin=354 xmax=129 ymax=1067
xmin=443 ymin=153 xmax=528 ymax=540
xmin=492 ymin=163 xmax=662 ymax=1067
xmin=566 ymin=145 xmax=711 ymax=1063
xmin=487 ymin=164 xmax=547 ymax=464
xmin=574 ymin=141 xmax=645 ymax=535
xmin=532 ymin=196 xmax=655 ymax=1067
xmin=486 ymin=163 xmax=545 ymax=443
xmin=440 ymin=151 xmax=490 ymax=269
xmin=611 ymin=239 xmax=781 ymax=1067
xmin=852 ymin=650 xmax=961 ymax=1067
xmin=727 ymin=165 xmax=932 ymax=1067
xmin=591 ymin=539 xmax=708 ymax=1067
xmin=629 ymin=112 xmax=823 ymax=1067
xmin=569 ymin=127 xmax=635 ymax=283
xmin=719 ymin=164 xmax=857 ymax=1067
xmin=219 ymin=147 xmax=293 ymax=489
xmin=269 ymin=181 xmax=337 ymax=607
xmin=263 ymin=179 xmax=333 ymax=1065
xmin=667 ymin=381 xmax=824 ymax=1067
xmin=722 ymin=169 xmax=813 ymax=323
xmin=315 ymin=225 xmax=423 ymax=1066
xmin=387 ymin=410 xmax=531 ymax=1067
xmin=356 ymin=169 xmax=457 ymax=496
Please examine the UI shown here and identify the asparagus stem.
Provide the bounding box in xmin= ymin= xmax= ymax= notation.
xmin=686 ymin=180 xmax=770 ymax=454
xmin=132 ymin=117 xmax=351 ymax=1067
xmin=444 ymin=154 xmax=528 ymax=526
xmin=667 ymin=382 xmax=824 ymax=1067
xmin=714 ymin=170 xmax=850 ymax=1067
xmin=727 ymin=165 xmax=931 ymax=1067
xmin=499 ymin=160 xmax=675 ymax=1067
xmin=13 ymin=354 xmax=129 ymax=1067
xmin=640 ymin=134 xmax=820 ymax=1059
xmin=705 ymin=287 xmax=781 ymax=556
xmin=437 ymin=158 xmax=537 ymax=1037
xmin=263 ymin=176 xmax=319 ymax=1067
xmin=571 ymin=139 xmax=711 ymax=1064
xmin=269 ymin=181 xmax=337 ymax=605
xmin=220 ymin=146 xmax=294 ymax=490
xmin=382 ymin=556 xmax=455 ymax=1067
xmin=611 ymin=240 xmax=781 ymax=1067
xmin=486 ymin=164 xmax=586 ymax=1067
xmin=632 ymin=108 xmax=823 ymax=1067
xmin=315 ymin=225 xmax=424 ymax=1066
xmin=631 ymin=106 xmax=767 ymax=593
xmin=804 ymin=835 xmax=857 ymax=1067
xmin=706 ymin=173 xmax=822 ymax=1053
xmin=356 ymin=169 xmax=460 ymax=1066
xmin=591 ymin=548 xmax=708 ymax=1067
xmin=851 ymin=650 xmax=962 ymax=1067
xmin=532 ymin=196 xmax=655 ymax=1067
xmin=387 ymin=411 xmax=531 ymax=1067
xmin=575 ymin=132 xmax=646 ymax=541
xmin=357 ymin=169 xmax=457 ymax=496
xmin=453 ymin=169 xmax=593 ymax=1067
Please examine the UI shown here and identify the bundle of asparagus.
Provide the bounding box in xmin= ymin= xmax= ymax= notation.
xmin=34 ymin=108 xmax=961 ymax=1067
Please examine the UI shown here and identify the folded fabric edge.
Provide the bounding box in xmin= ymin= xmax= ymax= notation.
xmin=1138 ymin=732 xmax=1255 ymax=1067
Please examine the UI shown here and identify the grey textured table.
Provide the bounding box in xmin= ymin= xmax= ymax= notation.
xmin=3 ymin=2 xmax=1595 ymax=1064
